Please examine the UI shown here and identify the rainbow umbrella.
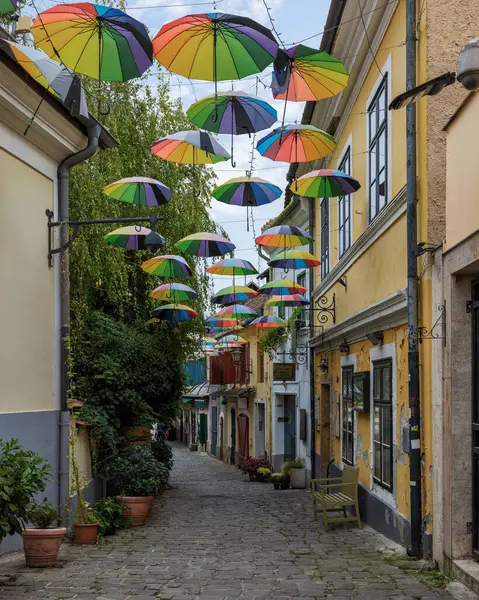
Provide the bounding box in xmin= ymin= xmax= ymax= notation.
xmin=218 ymin=334 xmax=247 ymax=345
xmin=151 ymin=131 xmax=229 ymax=165
xmin=268 ymin=250 xmax=320 ymax=269
xmin=212 ymin=285 xmax=258 ymax=304
xmin=256 ymin=124 xmax=336 ymax=163
xmin=151 ymin=303 xmax=198 ymax=322
xmin=207 ymin=258 xmax=258 ymax=276
xmin=259 ymin=279 xmax=307 ymax=296
xmin=31 ymin=3 xmax=153 ymax=82
xmin=150 ymin=283 xmax=198 ymax=302
xmin=212 ymin=177 xmax=281 ymax=207
xmin=104 ymin=177 xmax=171 ymax=207
xmin=249 ymin=315 xmax=287 ymax=328
xmin=0 ymin=0 xmax=17 ymax=14
xmin=207 ymin=317 xmax=241 ymax=328
xmin=213 ymin=304 xmax=258 ymax=320
xmin=266 ymin=294 xmax=310 ymax=307
xmin=105 ymin=226 xmax=164 ymax=251
xmin=290 ymin=169 xmax=361 ymax=198
xmin=141 ymin=255 xmax=192 ymax=277
xmin=176 ymin=232 xmax=235 ymax=257
xmin=256 ymin=225 xmax=312 ymax=248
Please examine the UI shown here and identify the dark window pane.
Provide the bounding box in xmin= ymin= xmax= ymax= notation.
xmin=368 ymin=75 xmax=388 ymax=222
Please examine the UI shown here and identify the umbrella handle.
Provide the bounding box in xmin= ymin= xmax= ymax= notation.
xmin=230 ymin=132 xmax=236 ymax=167
xmin=99 ymin=99 xmax=111 ymax=116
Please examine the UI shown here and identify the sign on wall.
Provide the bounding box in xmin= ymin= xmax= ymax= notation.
xmin=273 ymin=362 xmax=296 ymax=381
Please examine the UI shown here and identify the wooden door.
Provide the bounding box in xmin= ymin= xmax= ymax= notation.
xmin=230 ymin=408 xmax=236 ymax=465
xmin=320 ymin=383 xmax=331 ymax=477
xmin=472 ymin=280 xmax=479 ymax=556
xmin=211 ymin=406 xmax=218 ymax=456
xmin=283 ymin=395 xmax=296 ymax=460
xmin=237 ymin=413 xmax=249 ymax=466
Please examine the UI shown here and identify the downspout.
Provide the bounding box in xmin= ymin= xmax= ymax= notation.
xmin=308 ymin=197 xmax=316 ymax=478
xmin=406 ymin=0 xmax=422 ymax=556
xmin=57 ymin=122 xmax=102 ymax=524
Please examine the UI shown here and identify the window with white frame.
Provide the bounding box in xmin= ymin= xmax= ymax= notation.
xmin=341 ymin=366 xmax=354 ymax=465
xmin=338 ymin=147 xmax=352 ymax=257
xmin=372 ymin=359 xmax=393 ymax=491
xmin=368 ymin=73 xmax=388 ymax=221
xmin=320 ymin=198 xmax=329 ymax=278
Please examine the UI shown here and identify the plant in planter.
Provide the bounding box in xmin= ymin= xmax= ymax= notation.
xmin=152 ymin=428 xmax=173 ymax=472
xmin=93 ymin=497 xmax=129 ymax=537
xmin=256 ymin=467 xmax=272 ymax=482
xmin=282 ymin=457 xmax=306 ymax=489
xmin=22 ymin=500 xmax=65 ymax=567
xmin=240 ymin=457 xmax=273 ymax=481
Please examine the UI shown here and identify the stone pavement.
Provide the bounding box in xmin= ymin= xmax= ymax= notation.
xmin=0 ymin=443 xmax=476 ymax=600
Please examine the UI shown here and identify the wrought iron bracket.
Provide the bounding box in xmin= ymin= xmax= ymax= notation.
xmin=275 ymin=342 xmax=308 ymax=367
xmin=308 ymin=293 xmax=336 ymax=325
xmin=416 ymin=304 xmax=446 ymax=345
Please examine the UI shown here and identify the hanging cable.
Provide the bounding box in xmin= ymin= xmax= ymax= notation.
xmin=356 ymin=0 xmax=384 ymax=76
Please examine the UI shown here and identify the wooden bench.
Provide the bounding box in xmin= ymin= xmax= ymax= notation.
xmin=311 ymin=464 xmax=362 ymax=531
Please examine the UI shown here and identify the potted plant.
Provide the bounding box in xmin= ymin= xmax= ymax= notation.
xmin=240 ymin=457 xmax=273 ymax=481
xmin=93 ymin=497 xmax=129 ymax=537
xmin=282 ymin=457 xmax=306 ymax=489
xmin=256 ymin=467 xmax=272 ymax=482
xmin=22 ymin=500 xmax=65 ymax=567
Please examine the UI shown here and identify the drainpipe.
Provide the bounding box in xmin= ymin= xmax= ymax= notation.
xmin=406 ymin=0 xmax=422 ymax=557
xmin=308 ymin=197 xmax=316 ymax=479
xmin=57 ymin=122 xmax=101 ymax=524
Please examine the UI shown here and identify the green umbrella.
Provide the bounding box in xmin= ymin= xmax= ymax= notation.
xmin=0 ymin=0 xmax=17 ymax=15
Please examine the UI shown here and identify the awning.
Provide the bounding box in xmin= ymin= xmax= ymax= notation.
xmin=182 ymin=382 xmax=223 ymax=400
xmin=194 ymin=399 xmax=206 ymax=408
xmin=211 ymin=385 xmax=255 ymax=399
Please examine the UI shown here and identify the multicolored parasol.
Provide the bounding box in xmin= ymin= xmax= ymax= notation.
xmin=141 ymin=255 xmax=192 ymax=277
xmin=104 ymin=177 xmax=171 ymax=206
xmin=216 ymin=334 xmax=247 ymax=348
xmin=290 ymin=169 xmax=361 ymax=198
xmin=212 ymin=285 xmax=258 ymax=304
xmin=206 ymin=258 xmax=258 ymax=276
xmin=259 ymin=279 xmax=307 ymax=296
xmin=266 ymin=294 xmax=310 ymax=307
xmin=256 ymin=124 xmax=336 ymax=163
xmin=151 ymin=304 xmax=198 ymax=322
xmin=256 ymin=225 xmax=312 ymax=248
xmin=249 ymin=315 xmax=287 ymax=328
xmin=213 ymin=304 xmax=258 ymax=320
xmin=105 ymin=226 xmax=164 ymax=251
xmin=151 ymin=131 xmax=229 ymax=165
xmin=212 ymin=176 xmax=281 ymax=207
xmin=202 ymin=336 xmax=217 ymax=345
xmin=175 ymin=232 xmax=235 ymax=257
xmin=150 ymin=283 xmax=198 ymax=302
xmin=268 ymin=250 xmax=320 ymax=269
xmin=207 ymin=317 xmax=241 ymax=329
xmin=0 ymin=0 xmax=17 ymax=14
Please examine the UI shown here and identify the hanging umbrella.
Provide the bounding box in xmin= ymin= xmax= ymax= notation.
xmin=266 ymin=294 xmax=310 ymax=307
xmin=259 ymin=279 xmax=307 ymax=296
xmin=141 ymin=255 xmax=192 ymax=277
xmin=268 ymin=250 xmax=320 ymax=269
xmin=256 ymin=124 xmax=336 ymax=163
xmin=187 ymin=92 xmax=277 ymax=166
xmin=0 ymin=0 xmax=16 ymax=14
xmin=151 ymin=303 xmax=198 ymax=322
xmin=212 ymin=285 xmax=258 ymax=304
xmin=213 ymin=304 xmax=258 ymax=320
xmin=207 ymin=317 xmax=241 ymax=329
xmin=207 ymin=258 xmax=258 ymax=276
xmin=175 ymin=232 xmax=235 ymax=257
xmin=31 ymin=3 xmax=153 ymax=82
xmin=249 ymin=315 xmax=287 ymax=328
xmin=104 ymin=177 xmax=171 ymax=207
xmin=212 ymin=176 xmax=281 ymax=207
xmin=105 ymin=226 xmax=164 ymax=251
xmin=290 ymin=169 xmax=361 ymax=198
xmin=218 ymin=334 xmax=247 ymax=345
xmin=150 ymin=283 xmax=198 ymax=302
xmin=151 ymin=131 xmax=229 ymax=165
xmin=256 ymin=225 xmax=312 ymax=248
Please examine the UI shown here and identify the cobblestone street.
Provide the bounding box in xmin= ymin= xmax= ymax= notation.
xmin=0 ymin=444 xmax=475 ymax=600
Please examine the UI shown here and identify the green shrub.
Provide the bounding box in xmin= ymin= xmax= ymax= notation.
xmin=151 ymin=429 xmax=173 ymax=471
xmin=106 ymin=446 xmax=169 ymax=497
xmin=282 ymin=457 xmax=305 ymax=474
xmin=93 ymin=497 xmax=129 ymax=536
xmin=26 ymin=500 xmax=59 ymax=529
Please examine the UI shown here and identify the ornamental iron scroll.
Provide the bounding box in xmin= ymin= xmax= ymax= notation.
xmin=275 ymin=342 xmax=308 ymax=367
xmin=416 ymin=304 xmax=446 ymax=345
xmin=313 ymin=293 xmax=336 ymax=325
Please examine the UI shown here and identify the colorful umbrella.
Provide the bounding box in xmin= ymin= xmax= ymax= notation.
xmin=256 ymin=124 xmax=336 ymax=163
xmin=218 ymin=334 xmax=247 ymax=345
xmin=104 ymin=177 xmax=171 ymax=207
xmin=207 ymin=258 xmax=258 ymax=276
xmin=213 ymin=304 xmax=258 ymax=320
xmin=259 ymin=279 xmax=307 ymax=296
xmin=141 ymin=255 xmax=192 ymax=277
xmin=268 ymin=249 xmax=320 ymax=269
xmin=175 ymin=232 xmax=235 ymax=257
xmin=31 ymin=3 xmax=153 ymax=82
xmin=256 ymin=225 xmax=312 ymax=248
xmin=212 ymin=285 xmax=258 ymax=304
xmin=212 ymin=176 xmax=281 ymax=207
xmin=150 ymin=283 xmax=198 ymax=302
xmin=249 ymin=315 xmax=287 ymax=328
xmin=151 ymin=131 xmax=229 ymax=165
xmin=207 ymin=317 xmax=241 ymax=329
xmin=105 ymin=226 xmax=164 ymax=251
xmin=266 ymin=294 xmax=310 ymax=307
xmin=151 ymin=303 xmax=198 ymax=322
xmin=290 ymin=169 xmax=361 ymax=198
xmin=0 ymin=0 xmax=17 ymax=15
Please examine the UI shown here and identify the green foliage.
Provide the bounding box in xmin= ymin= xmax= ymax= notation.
xmin=26 ymin=499 xmax=59 ymax=530
xmin=92 ymin=497 xmax=129 ymax=537
xmin=282 ymin=457 xmax=305 ymax=474
xmin=151 ymin=429 xmax=173 ymax=471
xmin=106 ymin=446 xmax=170 ymax=497
xmin=257 ymin=326 xmax=288 ymax=358
xmin=69 ymin=420 xmax=98 ymax=525
xmin=0 ymin=438 xmax=52 ymax=537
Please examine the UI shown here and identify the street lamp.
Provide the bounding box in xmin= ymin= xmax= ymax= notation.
xmin=231 ymin=347 xmax=243 ymax=364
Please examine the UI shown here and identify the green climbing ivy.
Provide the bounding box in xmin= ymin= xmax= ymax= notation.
xmin=258 ymin=307 xmax=303 ymax=358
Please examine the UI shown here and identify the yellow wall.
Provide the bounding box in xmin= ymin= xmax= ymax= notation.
xmin=0 ymin=149 xmax=54 ymax=413
xmin=69 ymin=425 xmax=93 ymax=494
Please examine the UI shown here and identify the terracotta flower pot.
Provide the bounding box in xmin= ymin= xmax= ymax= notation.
xmin=22 ymin=528 xmax=66 ymax=567
xmin=146 ymin=496 xmax=154 ymax=517
xmin=73 ymin=523 xmax=99 ymax=545
xmin=118 ymin=496 xmax=153 ymax=527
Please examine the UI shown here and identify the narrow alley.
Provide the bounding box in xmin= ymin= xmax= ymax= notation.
xmin=0 ymin=445 xmax=474 ymax=600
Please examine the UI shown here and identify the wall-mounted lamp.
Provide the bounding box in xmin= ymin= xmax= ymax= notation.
xmin=366 ymin=331 xmax=384 ymax=345
xmin=318 ymin=357 xmax=328 ymax=373
xmin=339 ymin=341 xmax=350 ymax=353
xmin=230 ymin=347 xmax=252 ymax=374
xmin=338 ymin=277 xmax=347 ymax=289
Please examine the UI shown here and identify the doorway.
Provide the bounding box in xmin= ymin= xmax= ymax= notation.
xmin=237 ymin=413 xmax=250 ymax=466
xmin=255 ymin=402 xmax=266 ymax=457
xmin=191 ymin=411 xmax=196 ymax=445
xmin=211 ymin=406 xmax=218 ymax=456
xmin=320 ymin=383 xmax=331 ymax=477
xmin=219 ymin=415 xmax=224 ymax=461
xmin=230 ymin=407 xmax=236 ymax=465
xmin=283 ymin=395 xmax=296 ymax=461
xmin=472 ymin=280 xmax=479 ymax=555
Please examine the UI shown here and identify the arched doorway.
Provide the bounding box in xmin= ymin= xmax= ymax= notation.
xmin=237 ymin=413 xmax=250 ymax=467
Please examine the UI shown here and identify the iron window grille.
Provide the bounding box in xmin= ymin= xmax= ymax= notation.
xmin=338 ymin=147 xmax=352 ymax=257
xmin=372 ymin=359 xmax=393 ymax=491
xmin=368 ymin=74 xmax=388 ymax=222
xmin=320 ymin=198 xmax=330 ymax=278
xmin=342 ymin=366 xmax=355 ymax=465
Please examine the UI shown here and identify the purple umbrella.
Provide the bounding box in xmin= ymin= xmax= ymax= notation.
xmin=103 ymin=177 xmax=171 ymax=207
xmin=104 ymin=226 xmax=165 ymax=251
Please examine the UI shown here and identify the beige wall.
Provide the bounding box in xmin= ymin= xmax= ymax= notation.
xmin=70 ymin=425 xmax=93 ymax=493
xmin=0 ymin=148 xmax=54 ymax=413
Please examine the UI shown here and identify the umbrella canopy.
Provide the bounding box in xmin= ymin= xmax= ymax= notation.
xmin=272 ymin=45 xmax=349 ymax=102
xmin=213 ymin=304 xmax=258 ymax=320
xmin=141 ymin=255 xmax=192 ymax=277
xmin=266 ymin=294 xmax=310 ymax=307
xmin=212 ymin=176 xmax=281 ymax=207
xmin=259 ymin=279 xmax=307 ymax=296
xmin=151 ymin=131 xmax=229 ymax=165
xmin=151 ymin=303 xmax=198 ymax=322
xmin=207 ymin=317 xmax=241 ymax=329
xmin=216 ymin=334 xmax=247 ymax=348
xmin=256 ymin=225 xmax=312 ymax=248
xmin=31 ymin=3 xmax=153 ymax=82
xmin=150 ymin=283 xmax=198 ymax=302
xmin=176 ymin=232 xmax=235 ymax=257
xmin=212 ymin=285 xmax=258 ymax=304
xmin=256 ymin=124 xmax=336 ymax=163
xmin=268 ymin=249 xmax=320 ymax=269
xmin=207 ymin=258 xmax=258 ymax=276
xmin=249 ymin=315 xmax=287 ymax=328
xmin=0 ymin=0 xmax=16 ymax=14
xmin=105 ymin=226 xmax=164 ymax=251
xmin=104 ymin=177 xmax=171 ymax=206
xmin=290 ymin=169 xmax=361 ymax=198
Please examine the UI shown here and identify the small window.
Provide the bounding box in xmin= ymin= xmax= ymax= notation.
xmin=320 ymin=198 xmax=330 ymax=278
xmin=338 ymin=147 xmax=352 ymax=257
xmin=372 ymin=359 xmax=393 ymax=491
xmin=368 ymin=74 xmax=388 ymax=221
xmin=342 ymin=367 xmax=354 ymax=465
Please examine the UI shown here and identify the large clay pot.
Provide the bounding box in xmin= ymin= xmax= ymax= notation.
xmin=73 ymin=523 xmax=99 ymax=545
xmin=120 ymin=426 xmax=151 ymax=446
xmin=290 ymin=468 xmax=306 ymax=489
xmin=22 ymin=528 xmax=66 ymax=567
xmin=118 ymin=496 xmax=153 ymax=527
